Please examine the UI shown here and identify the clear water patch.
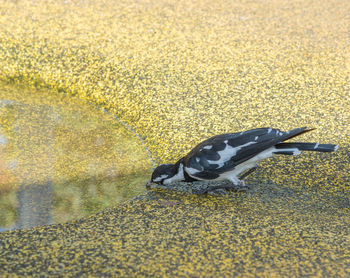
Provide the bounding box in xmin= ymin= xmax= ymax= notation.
xmin=0 ymin=83 xmax=152 ymax=230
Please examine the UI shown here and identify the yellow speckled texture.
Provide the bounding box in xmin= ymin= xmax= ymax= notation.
xmin=0 ymin=0 xmax=349 ymax=276
xmin=1 ymin=187 xmax=349 ymax=276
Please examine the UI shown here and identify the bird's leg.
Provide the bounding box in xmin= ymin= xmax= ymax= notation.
xmin=194 ymin=176 xmax=247 ymax=195
xmin=239 ymin=165 xmax=258 ymax=180
xmin=194 ymin=167 xmax=259 ymax=194
xmin=227 ymin=176 xmax=249 ymax=192
xmin=224 ymin=166 xmax=258 ymax=191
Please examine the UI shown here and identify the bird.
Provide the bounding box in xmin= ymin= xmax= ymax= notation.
xmin=150 ymin=127 xmax=338 ymax=190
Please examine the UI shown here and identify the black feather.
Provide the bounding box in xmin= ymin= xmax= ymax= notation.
xmin=275 ymin=142 xmax=338 ymax=152
xmin=183 ymin=127 xmax=315 ymax=177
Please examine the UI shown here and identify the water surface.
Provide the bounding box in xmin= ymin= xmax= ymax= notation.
xmin=0 ymin=83 xmax=152 ymax=230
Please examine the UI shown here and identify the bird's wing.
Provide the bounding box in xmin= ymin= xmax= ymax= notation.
xmin=183 ymin=127 xmax=311 ymax=178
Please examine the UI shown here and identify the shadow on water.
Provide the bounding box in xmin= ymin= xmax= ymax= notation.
xmin=0 ymin=83 xmax=153 ymax=230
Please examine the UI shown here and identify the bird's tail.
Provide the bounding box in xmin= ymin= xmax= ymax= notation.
xmin=274 ymin=142 xmax=338 ymax=155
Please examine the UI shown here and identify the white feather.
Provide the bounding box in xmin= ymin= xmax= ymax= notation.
xmin=163 ymin=163 xmax=185 ymax=185
xmin=153 ymin=174 xmax=169 ymax=182
xmin=206 ymin=141 xmax=256 ymax=167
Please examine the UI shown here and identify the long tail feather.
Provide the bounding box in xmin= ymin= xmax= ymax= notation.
xmin=275 ymin=142 xmax=338 ymax=153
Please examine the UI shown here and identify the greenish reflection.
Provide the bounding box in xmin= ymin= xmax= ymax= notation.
xmin=0 ymin=83 xmax=152 ymax=230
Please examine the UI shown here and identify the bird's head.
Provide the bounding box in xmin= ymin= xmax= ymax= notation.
xmin=150 ymin=162 xmax=183 ymax=185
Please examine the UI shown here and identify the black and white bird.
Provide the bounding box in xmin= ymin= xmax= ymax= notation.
xmin=150 ymin=127 xmax=338 ymax=188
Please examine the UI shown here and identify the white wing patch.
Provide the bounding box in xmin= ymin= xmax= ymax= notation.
xmin=163 ymin=163 xmax=185 ymax=185
xmin=203 ymin=145 xmax=212 ymax=150
xmin=207 ymin=141 xmax=256 ymax=167
xmin=185 ymin=166 xmax=200 ymax=175
xmin=153 ymin=174 xmax=169 ymax=182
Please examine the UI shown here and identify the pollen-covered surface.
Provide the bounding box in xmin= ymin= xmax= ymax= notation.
xmin=1 ymin=186 xmax=350 ymax=276
xmin=0 ymin=0 xmax=349 ymax=276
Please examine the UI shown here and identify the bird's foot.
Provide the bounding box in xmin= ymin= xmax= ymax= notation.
xmin=220 ymin=178 xmax=249 ymax=192
xmin=226 ymin=180 xmax=250 ymax=192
